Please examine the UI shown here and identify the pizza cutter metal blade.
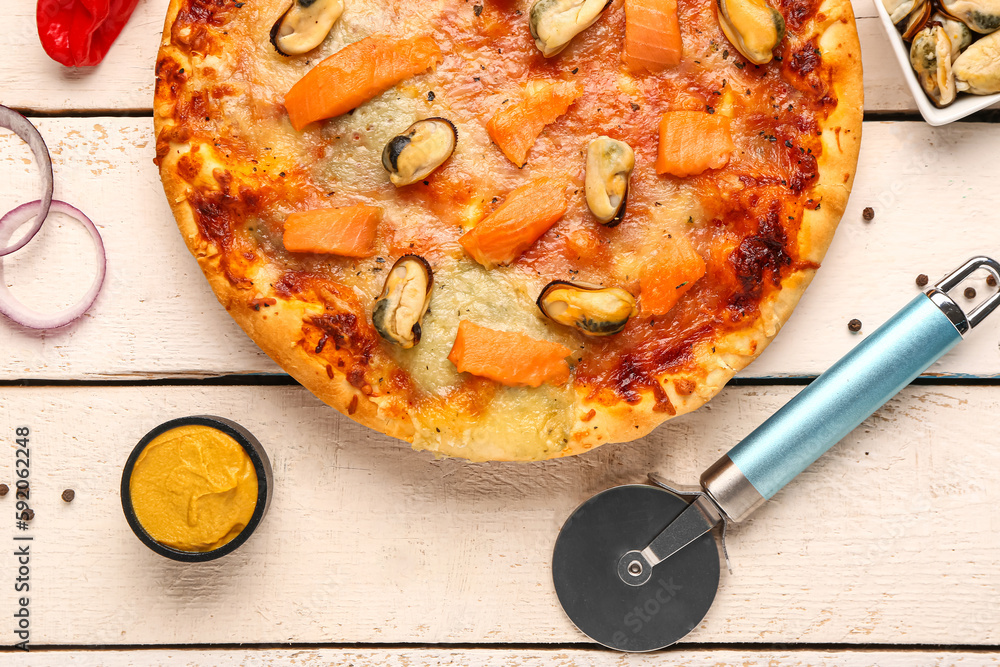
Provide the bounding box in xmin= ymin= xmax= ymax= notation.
xmin=553 ymin=256 xmax=1000 ymax=652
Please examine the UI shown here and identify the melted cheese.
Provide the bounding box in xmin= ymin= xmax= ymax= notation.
xmin=410 ymin=382 xmax=575 ymax=460
xmin=394 ymin=258 xmax=579 ymax=458
xmin=390 ymin=257 xmax=579 ymax=393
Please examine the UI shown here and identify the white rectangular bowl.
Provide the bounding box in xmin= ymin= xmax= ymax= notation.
xmin=873 ymin=0 xmax=1000 ymax=125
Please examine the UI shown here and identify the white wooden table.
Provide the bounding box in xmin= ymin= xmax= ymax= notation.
xmin=1 ymin=0 xmax=998 ymax=664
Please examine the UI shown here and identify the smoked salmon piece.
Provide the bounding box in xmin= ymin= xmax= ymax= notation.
xmin=655 ymin=111 xmax=735 ymax=177
xmin=284 ymin=34 xmax=442 ymax=131
xmin=486 ymin=80 xmax=584 ymax=167
xmin=459 ymin=177 xmax=568 ymax=269
xmin=283 ymin=205 xmax=382 ymax=257
xmin=639 ymin=233 xmax=707 ymax=315
xmin=448 ymin=320 xmax=572 ymax=387
xmin=623 ymin=0 xmax=683 ymax=71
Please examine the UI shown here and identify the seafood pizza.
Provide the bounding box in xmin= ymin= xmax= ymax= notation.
xmin=153 ymin=0 xmax=862 ymax=461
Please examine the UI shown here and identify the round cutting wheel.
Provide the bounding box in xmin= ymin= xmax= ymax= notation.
xmin=552 ymin=484 xmax=721 ymax=651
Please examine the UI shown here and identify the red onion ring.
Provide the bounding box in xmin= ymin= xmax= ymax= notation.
xmin=0 ymin=200 xmax=106 ymax=329
xmin=0 ymin=106 xmax=53 ymax=257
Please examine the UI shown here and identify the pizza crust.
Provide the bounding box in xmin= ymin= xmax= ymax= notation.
xmin=154 ymin=0 xmax=863 ymax=462
xmin=155 ymin=119 xmax=418 ymax=443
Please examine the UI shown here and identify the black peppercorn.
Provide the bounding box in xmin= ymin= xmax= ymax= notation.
xmin=848 ymin=318 xmax=862 ymax=332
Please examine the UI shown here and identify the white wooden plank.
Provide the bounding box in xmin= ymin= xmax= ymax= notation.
xmin=4 ymin=649 xmax=1000 ymax=666
xmin=0 ymin=384 xmax=996 ymax=645
xmin=0 ymin=0 xmax=980 ymax=114
xmin=0 ymin=117 xmax=278 ymax=378
xmin=857 ymin=16 xmax=917 ymax=113
xmin=1 ymin=117 xmax=998 ymax=380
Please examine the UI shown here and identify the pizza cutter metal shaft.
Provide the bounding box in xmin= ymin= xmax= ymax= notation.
xmin=617 ymin=495 xmax=721 ymax=586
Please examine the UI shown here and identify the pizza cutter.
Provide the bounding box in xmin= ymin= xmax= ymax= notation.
xmin=552 ymin=255 xmax=1000 ymax=652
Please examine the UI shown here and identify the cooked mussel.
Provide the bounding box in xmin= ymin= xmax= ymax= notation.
xmin=270 ymin=0 xmax=344 ymax=56
xmin=529 ymin=0 xmax=611 ymax=58
xmin=933 ymin=12 xmax=974 ymax=60
xmin=372 ymin=255 xmax=433 ymax=348
xmin=883 ymin=0 xmax=922 ymax=24
xmin=882 ymin=0 xmax=931 ymax=38
xmin=939 ymin=0 xmax=1000 ymax=33
xmin=381 ymin=118 xmax=458 ymax=187
xmin=537 ymin=281 xmax=637 ymax=336
xmin=954 ymin=29 xmax=1000 ymax=94
xmin=717 ymin=0 xmax=786 ymax=65
xmin=901 ymin=0 xmax=932 ymax=39
xmin=585 ymin=137 xmax=634 ymax=227
xmin=910 ymin=24 xmax=957 ymax=107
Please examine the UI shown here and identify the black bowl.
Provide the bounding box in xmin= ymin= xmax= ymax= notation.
xmin=121 ymin=415 xmax=273 ymax=562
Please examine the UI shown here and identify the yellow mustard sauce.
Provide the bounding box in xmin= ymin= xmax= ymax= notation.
xmin=129 ymin=424 xmax=258 ymax=552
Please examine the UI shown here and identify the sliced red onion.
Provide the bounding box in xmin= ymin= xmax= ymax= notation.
xmin=0 ymin=106 xmax=53 ymax=257
xmin=0 ymin=200 xmax=106 ymax=329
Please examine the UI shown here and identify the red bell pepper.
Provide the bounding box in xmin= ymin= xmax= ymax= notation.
xmin=36 ymin=0 xmax=141 ymax=67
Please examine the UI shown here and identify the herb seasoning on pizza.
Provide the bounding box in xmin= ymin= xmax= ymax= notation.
xmin=154 ymin=0 xmax=862 ymax=460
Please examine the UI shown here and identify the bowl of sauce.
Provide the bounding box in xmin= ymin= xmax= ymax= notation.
xmin=121 ymin=416 xmax=273 ymax=562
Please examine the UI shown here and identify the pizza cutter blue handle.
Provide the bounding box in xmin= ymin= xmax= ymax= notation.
xmin=702 ymin=257 xmax=1000 ymax=522
xmin=729 ymin=292 xmax=959 ymax=499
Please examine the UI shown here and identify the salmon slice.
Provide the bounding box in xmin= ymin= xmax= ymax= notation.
xmin=459 ymin=177 xmax=568 ymax=269
xmin=623 ymin=0 xmax=682 ymax=71
xmin=486 ymin=80 xmax=584 ymax=167
xmin=655 ymin=111 xmax=735 ymax=177
xmin=284 ymin=34 xmax=442 ymax=131
xmin=639 ymin=233 xmax=707 ymax=315
xmin=283 ymin=206 xmax=382 ymax=257
xmin=448 ymin=320 xmax=572 ymax=387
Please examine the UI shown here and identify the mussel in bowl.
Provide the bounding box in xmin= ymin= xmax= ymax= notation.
xmin=939 ymin=0 xmax=1000 ymax=33
xmin=910 ymin=24 xmax=957 ymax=107
xmin=883 ymin=0 xmax=922 ymax=24
xmin=883 ymin=0 xmax=931 ymax=39
xmin=932 ymin=12 xmax=974 ymax=60
xmin=954 ymin=29 xmax=1000 ymax=94
xmin=901 ymin=0 xmax=932 ymax=39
